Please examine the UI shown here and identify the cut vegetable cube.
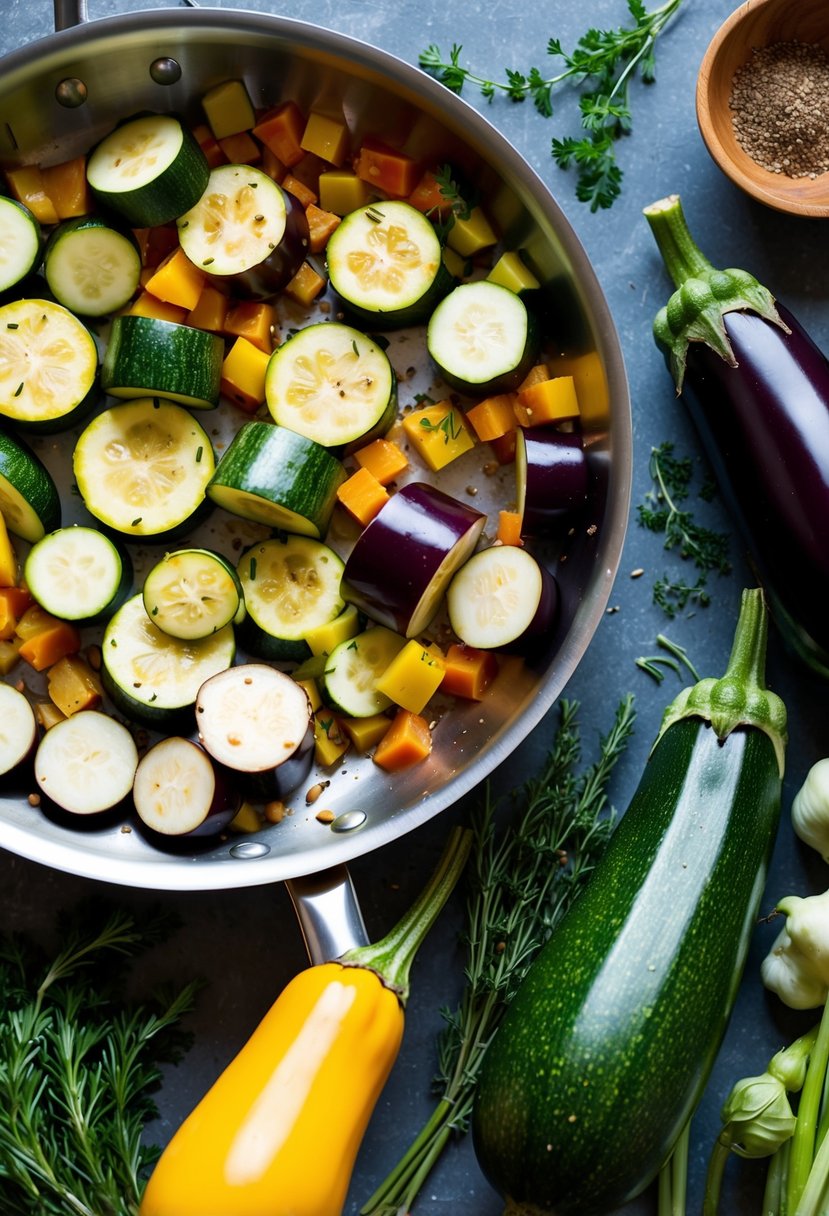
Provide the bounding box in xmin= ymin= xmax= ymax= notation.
xmin=145 ymin=246 xmax=207 ymax=311
xmin=186 ymin=283 xmax=229 ymax=333
xmin=354 ymin=138 xmax=419 ymax=198
xmin=191 ymin=122 xmax=226 ymax=169
xmin=440 ymin=643 xmax=499 ymax=700
xmin=202 ymin=79 xmax=256 ymax=139
xmin=514 ymin=375 xmax=580 ymax=427
xmin=281 ymin=173 xmax=317 ymax=209
xmin=304 ymin=603 xmax=360 ymax=657
xmin=218 ymin=131 xmax=261 ymax=164
xmin=0 ymin=638 xmax=20 ymax=674
xmin=314 ymin=709 xmax=350 ymax=767
xmin=373 ymin=708 xmax=432 ymax=771
xmin=223 ymin=300 xmax=276 ymax=353
xmin=47 ymin=655 xmax=104 ymax=717
xmin=5 ymin=166 xmax=59 ymax=225
xmin=301 ymin=112 xmax=350 ymax=167
xmin=406 ymin=169 xmax=453 ymax=217
xmin=295 ymin=676 xmax=322 ymax=714
xmin=465 ymin=393 xmax=518 ymax=443
xmin=221 ymin=337 xmax=270 ymax=413
xmin=41 ymin=157 xmax=91 ymax=219
xmin=128 ymin=291 xmax=187 ymax=324
xmin=446 ymin=206 xmax=497 ymax=257
xmin=336 ymin=467 xmax=389 ymax=526
xmin=35 ymin=700 xmax=66 ymax=731
xmin=442 ymin=245 xmax=467 ymax=280
xmin=283 ymin=262 xmax=326 ymax=307
xmin=318 ymin=170 xmax=373 ymax=216
xmin=14 ymin=604 xmax=60 ymax=642
xmin=353 ymin=437 xmax=408 ymax=486
xmin=229 ymin=801 xmax=262 ymax=833
xmin=375 ymin=639 xmax=445 ymax=714
xmin=547 ymin=349 xmax=610 ymax=426
xmin=402 ymin=402 xmax=475 ymax=471
xmin=252 ymin=102 xmax=306 ymax=167
xmin=305 ymin=203 xmax=341 ymax=254
xmin=135 ymin=224 xmax=180 ymax=269
xmin=0 ymin=586 xmax=33 ymax=618
xmin=489 ymin=430 xmax=517 ymax=465
xmin=339 ymin=713 xmax=391 ymax=752
xmin=18 ymin=619 xmax=82 ymax=671
xmin=518 ymin=363 xmax=552 ymax=391
xmin=487 ymin=251 xmax=540 ymax=294
xmin=497 ymin=510 xmax=524 ymax=547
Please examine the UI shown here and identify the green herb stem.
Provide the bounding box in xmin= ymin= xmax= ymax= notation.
xmin=788 ymin=996 xmax=829 ymax=1212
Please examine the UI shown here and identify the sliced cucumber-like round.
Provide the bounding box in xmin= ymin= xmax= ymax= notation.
xmin=133 ymin=736 xmax=240 ymax=837
xmin=237 ymin=535 xmax=345 ymax=660
xmin=25 ymin=526 xmax=131 ymax=623
xmin=0 ymin=198 xmax=42 ymax=295
xmin=101 ymin=315 xmax=224 ymax=411
xmin=207 ymin=422 xmax=345 ymax=539
xmin=44 ymin=217 xmax=141 ymax=317
xmin=0 ymin=298 xmax=97 ymax=432
xmin=86 ymin=113 xmax=210 ymax=228
xmin=0 ymin=428 xmax=60 ymax=542
xmin=326 ymin=199 xmax=451 ymax=328
xmin=446 ymin=544 xmax=556 ymax=650
xmin=102 ymin=593 xmax=236 ymax=728
xmin=73 ymin=398 xmax=215 ymax=540
xmin=34 ymin=710 xmax=138 ymax=816
xmin=427 ymin=279 xmax=537 ymax=396
xmin=322 ymin=625 xmax=405 ymax=717
xmin=0 ymin=682 xmax=37 ymax=783
xmin=265 ymin=322 xmax=397 ymax=448
xmin=143 ymin=548 xmax=244 ymax=640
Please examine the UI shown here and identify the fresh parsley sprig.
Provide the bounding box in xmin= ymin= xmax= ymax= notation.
xmin=418 ymin=0 xmax=683 ymax=210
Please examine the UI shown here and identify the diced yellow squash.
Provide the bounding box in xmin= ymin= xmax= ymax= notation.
xmin=518 ymin=363 xmax=552 ymax=391
xmin=340 ymin=713 xmax=393 ymax=752
xmin=402 ymin=401 xmax=475 ymax=471
xmin=446 ymin=205 xmax=497 ymax=257
xmin=487 ymin=251 xmax=540 ymax=294
xmin=41 ymin=157 xmax=92 ymax=219
xmin=514 ymin=374 xmax=580 ymax=427
xmin=218 ymin=131 xmax=261 ymax=164
xmin=0 ymin=639 xmax=20 ymax=674
xmin=145 ymin=247 xmax=206 ymax=311
xmin=127 ymin=291 xmax=187 ymax=324
xmin=301 ymin=112 xmax=350 ymax=167
xmin=305 ymin=604 xmax=360 ymax=657
xmin=229 ymin=801 xmax=263 ymax=833
xmin=547 ymin=348 xmax=610 ymax=426
xmin=47 ymin=655 xmax=104 ymax=717
xmin=283 ymin=262 xmax=326 ymax=308
xmin=314 ymin=710 xmax=350 ymax=767
xmin=202 ymin=79 xmax=256 ymax=140
xmin=375 ymin=639 xmax=445 ymax=714
xmin=317 ymin=170 xmax=373 ymax=216
xmin=220 ymin=337 xmax=270 ymax=414
xmin=35 ymin=700 xmax=67 ymax=731
xmin=0 ymin=511 xmax=18 ymax=588
xmin=186 ymin=283 xmax=229 ymax=333
xmin=442 ymin=245 xmax=467 ymax=280
xmin=295 ymin=676 xmax=322 ymax=714
xmin=5 ymin=166 xmax=59 ymax=225
xmin=14 ymin=604 xmax=59 ymax=642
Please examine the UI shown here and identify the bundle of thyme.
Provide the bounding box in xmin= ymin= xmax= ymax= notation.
xmin=0 ymin=904 xmax=200 ymax=1216
xmin=419 ymin=0 xmax=683 ymax=209
xmin=361 ymin=695 xmax=636 ymax=1215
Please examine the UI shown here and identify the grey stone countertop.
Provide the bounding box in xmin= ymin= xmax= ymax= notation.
xmin=1 ymin=1 xmax=828 ymax=1214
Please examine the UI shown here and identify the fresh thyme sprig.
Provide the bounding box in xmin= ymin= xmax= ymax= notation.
xmin=0 ymin=905 xmax=200 ymax=1216
xmin=361 ymin=695 xmax=636 ymax=1216
xmin=418 ymin=0 xmax=683 ymax=209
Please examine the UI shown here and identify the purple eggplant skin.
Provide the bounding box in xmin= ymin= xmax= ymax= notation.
xmin=518 ymin=427 xmax=588 ymax=536
xmin=502 ymin=560 xmax=560 ymax=655
xmin=215 ymin=190 xmax=309 ymax=301
xmin=237 ymin=721 xmax=315 ymax=804
xmin=342 ymin=481 xmax=486 ymax=637
xmin=133 ymin=738 xmax=242 ymax=839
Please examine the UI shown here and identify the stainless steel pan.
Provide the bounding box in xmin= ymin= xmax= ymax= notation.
xmin=0 ymin=2 xmax=630 ymax=953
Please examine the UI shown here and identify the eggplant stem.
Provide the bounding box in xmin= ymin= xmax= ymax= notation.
xmin=643 ymin=194 xmax=713 ymax=288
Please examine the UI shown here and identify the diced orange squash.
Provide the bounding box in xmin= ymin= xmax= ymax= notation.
xmin=5 ymin=166 xmax=59 ymax=225
xmin=547 ymin=349 xmax=610 ymax=426
xmin=252 ymin=102 xmax=306 ymax=168
xmin=336 ymin=467 xmax=389 ymax=527
xmin=145 ymin=247 xmax=206 ymax=311
xmin=134 ymin=224 xmax=180 ymax=268
xmin=402 ymin=401 xmax=475 ymax=471
xmin=514 ymin=375 xmax=580 ymax=427
xmin=280 ymin=173 xmax=317 ymax=209
xmin=465 ymin=393 xmax=518 ymax=442
xmin=440 ymin=643 xmax=499 ymax=700
xmin=288 ymin=152 xmax=327 ymax=193
xmin=220 ymin=336 xmax=270 ymax=413
xmin=202 ymin=79 xmax=256 ymax=140
xmin=186 ymin=283 xmax=229 ymax=333
xmin=35 ymin=700 xmax=66 ymax=731
xmin=258 ymin=145 xmax=287 ymax=182
xmin=375 ymin=639 xmax=445 ymax=714
xmin=14 ymin=604 xmax=58 ymax=642
xmin=354 ymin=138 xmax=420 ymax=198
xmin=0 ymin=639 xmax=21 ymax=675
xmin=496 ymin=510 xmax=524 ymax=547
xmin=218 ymin=131 xmax=261 ymax=164
xmin=192 ymin=122 xmax=226 ymax=168
xmin=517 ymin=363 xmax=551 ymax=392
xmin=353 ymin=437 xmax=408 ymax=486
xmin=301 ymin=112 xmax=350 ymax=167
xmin=0 ymin=597 xmax=17 ymax=641
xmin=373 ymin=709 xmax=432 ymax=771
xmin=18 ymin=620 xmax=82 ymax=672
xmin=40 ymin=156 xmax=91 ymax=219
xmin=284 ymin=262 xmax=326 ymax=307
xmin=340 ymin=713 xmax=392 ymax=752
xmin=47 ymin=655 xmax=103 ymax=717
xmin=223 ymin=300 xmax=276 ymax=353
xmin=318 ymin=170 xmax=373 ymax=216
xmin=305 ymin=202 xmax=341 ymax=254
xmin=0 ymin=586 xmax=33 ymax=618
xmin=0 ymin=511 xmax=18 ymax=588
xmin=406 ymin=169 xmax=453 ymax=217
xmin=128 ymin=291 xmax=187 ymax=324
xmin=489 ymin=430 xmax=517 ymax=465
xmin=314 ymin=709 xmax=350 ymax=767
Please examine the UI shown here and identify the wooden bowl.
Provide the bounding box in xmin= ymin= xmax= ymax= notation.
xmin=696 ymin=0 xmax=829 ymax=217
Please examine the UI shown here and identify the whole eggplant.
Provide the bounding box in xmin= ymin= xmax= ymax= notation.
xmin=644 ymin=194 xmax=829 ymax=678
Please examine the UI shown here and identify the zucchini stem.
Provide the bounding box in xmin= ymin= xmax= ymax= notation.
xmin=788 ymin=995 xmax=829 ymax=1212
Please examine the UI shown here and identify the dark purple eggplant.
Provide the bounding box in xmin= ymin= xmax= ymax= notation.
xmin=132 ymin=736 xmax=241 ymax=838
xmin=210 ymin=189 xmax=309 ymax=302
xmin=645 ymin=193 xmax=829 ymax=677
xmin=342 ymin=481 xmax=486 ymax=637
xmin=515 ymin=426 xmax=588 ymax=535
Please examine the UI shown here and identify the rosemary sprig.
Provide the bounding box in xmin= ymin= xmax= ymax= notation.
xmin=418 ymin=0 xmax=683 ymax=209
xmin=0 ymin=905 xmax=200 ymax=1216
xmin=361 ymin=695 xmax=636 ymax=1216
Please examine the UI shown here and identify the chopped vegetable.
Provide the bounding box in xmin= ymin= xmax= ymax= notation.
xmin=372 ymin=707 xmax=433 ymax=771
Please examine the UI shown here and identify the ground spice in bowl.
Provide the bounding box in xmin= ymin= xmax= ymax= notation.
xmin=729 ymin=40 xmax=829 ymax=178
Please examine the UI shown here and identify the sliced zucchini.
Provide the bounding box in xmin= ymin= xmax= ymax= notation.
xmin=43 ymin=217 xmax=141 ymax=317
xmin=0 ymin=428 xmax=60 ymax=541
xmin=178 ymin=164 xmax=308 ymax=299
xmin=86 ymin=113 xmax=210 ymax=228
xmin=34 ymin=710 xmax=138 ymax=816
xmin=446 ymin=544 xmax=556 ymax=650
xmin=0 ymin=198 xmax=42 ymax=294
xmin=237 ymin=535 xmax=345 ymax=661
xmin=73 ymin=398 xmax=215 ymax=540
xmin=101 ymin=315 xmax=224 ymax=410
xmin=0 ymin=682 xmax=37 ymax=783
xmin=133 ymin=736 xmax=241 ymax=837
xmin=207 ymin=422 xmax=345 ymax=539
xmin=427 ymin=280 xmax=538 ymax=396
xmin=322 ymin=625 xmax=405 ymax=717
xmin=326 ymin=200 xmax=452 ymax=327
xmin=24 ymin=526 xmax=132 ymax=623
xmin=142 ymin=548 xmax=244 ymax=640
xmin=0 ymin=298 xmax=97 ymax=432
xmin=265 ymin=322 xmax=397 ymax=448
xmin=102 ymin=593 xmax=236 ymax=728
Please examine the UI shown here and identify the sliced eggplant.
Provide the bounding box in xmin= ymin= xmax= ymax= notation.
xmin=195 ymin=664 xmax=314 ymax=801
xmin=446 ymin=545 xmax=559 ymax=651
xmin=515 ymin=426 xmax=588 ymax=535
xmin=0 ymin=682 xmax=37 ymax=787
xmin=342 ymin=481 xmax=485 ymax=638
xmin=133 ymin=736 xmax=241 ymax=837
xmin=34 ymin=710 xmax=138 ymax=816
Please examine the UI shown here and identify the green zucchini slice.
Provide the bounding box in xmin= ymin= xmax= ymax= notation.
xmin=0 ymin=429 xmax=60 ymax=541
xmin=73 ymin=398 xmax=215 ymax=540
xmin=101 ymin=315 xmax=224 ymax=410
xmin=322 ymin=625 xmax=405 ymax=717
xmin=44 ymin=217 xmax=141 ymax=317
xmin=207 ymin=422 xmax=345 ymax=539
xmin=0 ymin=198 xmax=42 ymax=294
xmin=24 ymin=526 xmax=132 ymax=623
xmin=326 ymin=200 xmax=452 ymax=328
xmin=237 ymin=535 xmax=345 ymax=661
xmin=265 ymin=321 xmax=397 ymax=448
xmin=142 ymin=548 xmax=245 ymax=640
xmin=86 ymin=114 xmax=210 ymax=228
xmin=178 ymin=163 xmax=287 ymax=277
xmin=0 ymin=298 xmax=98 ymax=432
xmin=427 ymin=279 xmax=538 ymax=396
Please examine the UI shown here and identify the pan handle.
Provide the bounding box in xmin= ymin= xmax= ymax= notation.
xmin=285 ymin=864 xmax=369 ymax=965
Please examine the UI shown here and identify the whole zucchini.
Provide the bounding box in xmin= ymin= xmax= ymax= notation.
xmin=472 ymin=588 xmax=787 ymax=1216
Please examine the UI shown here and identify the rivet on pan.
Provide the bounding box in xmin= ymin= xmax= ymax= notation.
xmin=229 ymin=840 xmax=271 ymax=859
xmin=150 ymin=57 xmax=183 ymax=85
xmin=55 ymin=78 xmax=88 ymax=108
xmin=330 ymin=810 xmax=367 ymax=833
